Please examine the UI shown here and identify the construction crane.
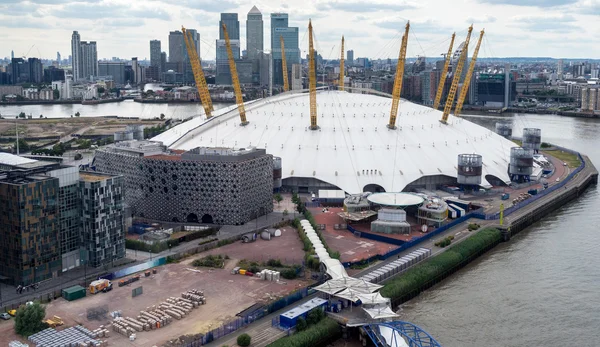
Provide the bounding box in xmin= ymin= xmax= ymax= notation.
xmin=182 ymin=26 xmax=213 ymax=117
xmin=454 ymin=29 xmax=484 ymax=118
xmin=387 ymin=22 xmax=410 ymax=130
xmin=222 ymin=23 xmax=248 ymax=125
xmin=440 ymin=26 xmax=473 ymax=124
xmin=308 ymin=20 xmax=318 ymax=130
xmin=280 ymin=36 xmax=289 ymax=92
xmin=339 ymin=36 xmax=345 ymax=91
xmin=432 ymin=33 xmax=455 ymax=110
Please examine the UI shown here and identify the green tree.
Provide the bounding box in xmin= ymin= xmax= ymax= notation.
xmin=52 ymin=142 xmax=66 ymax=155
xmin=39 ymin=114 xmax=43 ymax=118
xmin=160 ymin=113 xmax=165 ymax=120
xmin=97 ymin=87 xmax=105 ymax=94
xmin=18 ymin=112 xmax=26 ymax=119
xmin=53 ymin=89 xmax=60 ymax=100
xmin=75 ymin=112 xmax=81 ymax=117
xmin=295 ymin=317 xmax=307 ymax=331
xmin=306 ymin=308 xmax=324 ymax=326
xmin=283 ymin=209 xmax=289 ymax=218
xmin=274 ymin=193 xmax=283 ymax=206
xmin=236 ymin=333 xmax=251 ymax=347
xmin=14 ymin=302 xmax=47 ymax=337
xmin=14 ymin=139 xmax=30 ymax=153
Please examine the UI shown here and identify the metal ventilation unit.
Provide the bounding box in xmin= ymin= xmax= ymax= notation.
xmin=509 ymin=147 xmax=534 ymax=182
xmin=495 ymin=121 xmax=513 ymax=138
xmin=522 ymin=128 xmax=541 ymax=152
xmin=457 ymin=154 xmax=483 ymax=186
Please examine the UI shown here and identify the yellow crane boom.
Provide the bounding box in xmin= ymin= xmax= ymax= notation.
xmin=308 ymin=20 xmax=318 ymax=130
xmin=182 ymin=26 xmax=213 ymax=117
xmin=454 ymin=29 xmax=484 ymax=117
xmin=280 ymin=35 xmax=289 ymax=92
xmin=440 ymin=26 xmax=473 ymax=124
xmin=433 ymin=33 xmax=455 ymax=110
xmin=388 ymin=22 xmax=410 ymax=130
xmin=222 ymin=23 xmax=248 ymax=125
xmin=339 ymin=36 xmax=345 ymax=91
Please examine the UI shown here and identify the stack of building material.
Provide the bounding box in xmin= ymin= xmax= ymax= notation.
xmin=182 ymin=289 xmax=206 ymax=305
xmin=28 ymin=326 xmax=104 ymax=347
xmin=257 ymin=269 xmax=281 ymax=282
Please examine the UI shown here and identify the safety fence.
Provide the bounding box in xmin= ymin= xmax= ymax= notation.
xmin=185 ymin=287 xmax=311 ymax=346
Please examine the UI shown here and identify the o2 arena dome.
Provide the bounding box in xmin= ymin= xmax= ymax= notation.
xmin=153 ymin=89 xmax=515 ymax=194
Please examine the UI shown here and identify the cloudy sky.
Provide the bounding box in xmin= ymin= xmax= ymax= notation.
xmin=1 ymin=0 xmax=598 ymax=61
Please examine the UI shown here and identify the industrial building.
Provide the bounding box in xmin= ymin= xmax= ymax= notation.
xmin=0 ymin=154 xmax=126 ymax=284
xmin=153 ymin=90 xmax=517 ymax=194
xmin=93 ymin=140 xmax=275 ymax=225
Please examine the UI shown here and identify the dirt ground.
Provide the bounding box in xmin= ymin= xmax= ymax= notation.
xmin=199 ymin=227 xmax=305 ymax=265
xmin=0 ymin=117 xmax=163 ymax=138
xmin=309 ymin=207 xmax=400 ymax=263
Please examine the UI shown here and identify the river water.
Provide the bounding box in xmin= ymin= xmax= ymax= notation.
xmin=0 ymin=100 xmax=228 ymax=120
xmin=399 ymin=113 xmax=600 ymax=347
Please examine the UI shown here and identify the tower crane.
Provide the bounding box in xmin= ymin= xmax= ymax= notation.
xmin=454 ymin=29 xmax=484 ymax=117
xmin=308 ymin=20 xmax=318 ymax=130
xmin=182 ymin=26 xmax=213 ymax=117
xmin=440 ymin=25 xmax=473 ymax=124
xmin=222 ymin=23 xmax=248 ymax=125
xmin=280 ymin=36 xmax=289 ymax=92
xmin=339 ymin=36 xmax=345 ymax=91
xmin=433 ymin=33 xmax=455 ymax=110
xmin=387 ymin=21 xmax=410 ymax=130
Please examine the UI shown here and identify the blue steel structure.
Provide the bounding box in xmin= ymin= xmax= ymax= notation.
xmin=363 ymin=321 xmax=442 ymax=347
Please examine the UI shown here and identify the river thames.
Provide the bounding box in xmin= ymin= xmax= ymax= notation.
xmin=399 ymin=113 xmax=600 ymax=347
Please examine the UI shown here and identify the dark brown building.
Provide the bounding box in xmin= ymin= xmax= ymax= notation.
xmin=0 ymin=174 xmax=61 ymax=285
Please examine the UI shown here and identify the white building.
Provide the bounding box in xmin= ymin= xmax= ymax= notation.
xmin=52 ymin=74 xmax=73 ymax=100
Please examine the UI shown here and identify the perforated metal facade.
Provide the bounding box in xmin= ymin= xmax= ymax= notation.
xmin=94 ymin=143 xmax=274 ymax=225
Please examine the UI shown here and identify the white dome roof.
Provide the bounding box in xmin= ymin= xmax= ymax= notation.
xmin=157 ymin=90 xmax=513 ymax=194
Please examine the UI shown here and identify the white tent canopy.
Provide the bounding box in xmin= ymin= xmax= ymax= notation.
xmin=356 ymin=292 xmax=390 ymax=306
xmin=363 ymin=306 xmax=399 ymax=320
xmin=321 ymin=259 xmax=348 ymax=279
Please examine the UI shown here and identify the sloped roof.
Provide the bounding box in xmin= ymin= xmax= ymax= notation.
xmin=164 ymin=90 xmax=514 ymax=194
xmin=248 ymin=5 xmax=261 ymax=14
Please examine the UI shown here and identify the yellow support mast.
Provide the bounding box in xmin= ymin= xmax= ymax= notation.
xmin=433 ymin=33 xmax=455 ymax=110
xmin=308 ymin=20 xmax=318 ymax=130
xmin=339 ymin=36 xmax=345 ymax=91
xmin=222 ymin=23 xmax=248 ymax=125
xmin=182 ymin=26 xmax=213 ymax=117
xmin=454 ymin=29 xmax=484 ymax=117
xmin=280 ymin=36 xmax=289 ymax=92
xmin=387 ymin=22 xmax=410 ymax=130
xmin=440 ymin=26 xmax=473 ymax=124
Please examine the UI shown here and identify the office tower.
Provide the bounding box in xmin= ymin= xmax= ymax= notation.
xmin=161 ymin=52 xmax=167 ymax=72
xmin=132 ymin=57 xmax=143 ymax=84
xmin=168 ymin=30 xmax=185 ymax=68
xmin=291 ymin=63 xmax=302 ymax=90
xmin=80 ymin=41 xmax=98 ymax=80
xmin=216 ymin=13 xmax=241 ymax=85
xmin=150 ymin=40 xmax=161 ymax=67
xmin=79 ymin=172 xmax=125 ymax=268
xmin=57 ymin=52 xmax=61 ymax=66
xmin=347 ymin=50 xmax=354 ymax=66
xmin=71 ymin=31 xmax=82 ymax=80
xmin=557 ymin=59 xmax=563 ymax=79
xmin=98 ymin=61 xmax=126 ymax=85
xmin=28 ymin=58 xmax=43 ymax=83
xmin=246 ymin=6 xmax=263 ymax=59
xmin=11 ymin=50 xmax=14 ymax=60
xmin=270 ymin=13 xmax=299 ymax=86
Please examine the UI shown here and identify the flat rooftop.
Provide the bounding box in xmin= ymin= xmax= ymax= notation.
xmin=79 ymin=171 xmax=115 ymax=182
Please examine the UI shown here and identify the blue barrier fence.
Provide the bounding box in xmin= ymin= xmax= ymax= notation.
xmin=99 ymin=257 xmax=167 ymax=280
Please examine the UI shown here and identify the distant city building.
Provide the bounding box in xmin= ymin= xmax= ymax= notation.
xmin=291 ymin=63 xmax=302 ymax=90
xmin=28 ymin=58 xmax=43 ymax=84
xmin=80 ymin=41 xmax=98 ymax=80
xmin=581 ymin=87 xmax=599 ymax=111
xmin=52 ymin=74 xmax=73 ymax=99
xmin=271 ymin=13 xmax=299 ymax=87
xmin=169 ymin=29 xmax=199 ymax=84
xmin=476 ymin=73 xmax=516 ymax=108
xmin=98 ymin=61 xmax=126 ymax=85
xmin=150 ymin=40 xmax=161 ymax=69
xmin=168 ymin=30 xmax=185 ymax=69
xmin=56 ymin=52 xmax=61 ymax=66
xmin=71 ymin=31 xmax=82 ymax=80
xmin=216 ymin=13 xmax=241 ymax=85
xmin=347 ymin=50 xmax=354 ymax=66
xmin=557 ymin=59 xmax=563 ymax=79
xmin=420 ymin=70 xmax=438 ymax=106
xmin=259 ymin=51 xmax=272 ymax=91
xmin=94 ymin=141 xmax=275 ymax=225
xmin=44 ymin=66 xmax=65 ymax=83
xmin=131 ymin=57 xmax=143 ymax=85
xmin=161 ymin=52 xmax=167 ymax=72
xmin=247 ymin=6 xmax=263 ymax=85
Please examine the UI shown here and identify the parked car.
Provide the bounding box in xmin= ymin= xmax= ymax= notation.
xmin=0 ymin=313 xmax=10 ymax=320
xmin=7 ymin=310 xmax=16 ymax=316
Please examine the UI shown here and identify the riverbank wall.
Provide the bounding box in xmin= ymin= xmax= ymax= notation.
xmin=0 ymin=98 xmax=123 ymax=106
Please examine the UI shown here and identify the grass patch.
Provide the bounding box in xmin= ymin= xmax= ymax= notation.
xmin=192 ymin=254 xmax=227 ymax=268
xmin=544 ymin=149 xmax=581 ymax=168
xmin=267 ymin=317 xmax=339 ymax=347
xmin=511 ymin=139 xmax=522 ymax=146
xmin=380 ymin=228 xmax=502 ymax=302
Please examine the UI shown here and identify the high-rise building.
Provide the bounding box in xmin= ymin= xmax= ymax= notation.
xmin=161 ymin=52 xmax=167 ymax=72
xmin=259 ymin=52 xmax=272 ymax=91
xmin=28 ymin=58 xmax=43 ymax=84
xmin=168 ymin=30 xmax=185 ymax=68
xmin=98 ymin=61 xmax=126 ymax=85
xmin=420 ymin=70 xmax=438 ymax=106
xmin=246 ymin=6 xmax=263 ymax=59
xmin=131 ymin=57 xmax=143 ymax=85
xmin=57 ymin=52 xmax=61 ymax=66
xmin=71 ymin=31 xmax=82 ymax=80
xmin=10 ymin=58 xmax=27 ymax=84
xmin=11 ymin=50 xmax=14 ymax=60
xmin=150 ymin=40 xmax=161 ymax=68
xmin=79 ymin=172 xmax=125 ymax=268
xmin=216 ymin=13 xmax=241 ymax=85
xmin=291 ymin=63 xmax=302 ymax=90
xmin=557 ymin=59 xmax=563 ymax=79
xmin=271 ymin=13 xmax=299 ymax=86
xmin=80 ymin=41 xmax=98 ymax=80
xmin=169 ymin=29 xmax=198 ymax=83
xmin=347 ymin=50 xmax=354 ymax=66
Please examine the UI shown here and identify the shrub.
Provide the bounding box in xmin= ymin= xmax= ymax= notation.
xmin=237 ymin=333 xmax=251 ymax=347
xmin=295 ymin=317 xmax=307 ymax=331
xmin=15 ymin=302 xmax=47 ymax=337
xmin=306 ymin=308 xmax=324 ymax=326
xmin=248 ymin=262 xmax=261 ymax=274
xmin=468 ymin=223 xmax=481 ymax=231
xmin=267 ymin=259 xmax=283 ymax=267
xmin=192 ymin=254 xmax=226 ymax=268
xmin=280 ymin=268 xmax=298 ymax=280
xmin=267 ymin=317 xmax=341 ymax=347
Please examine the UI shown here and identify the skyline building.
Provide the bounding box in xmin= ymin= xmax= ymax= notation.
xmin=246 ymin=6 xmax=263 ymax=59
xmin=71 ymin=31 xmax=82 ymax=80
xmin=270 ymin=13 xmax=299 ymax=87
xmin=168 ymin=30 xmax=184 ymax=67
xmin=80 ymin=41 xmax=98 ymax=80
xmin=347 ymin=50 xmax=354 ymax=66
xmin=150 ymin=40 xmax=161 ymax=68
xmin=216 ymin=13 xmax=241 ymax=85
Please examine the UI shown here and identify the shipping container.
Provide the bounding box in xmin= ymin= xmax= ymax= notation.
xmin=279 ymin=298 xmax=327 ymax=329
xmin=448 ymin=204 xmax=465 ymax=218
xmin=62 ymin=285 xmax=86 ymax=301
